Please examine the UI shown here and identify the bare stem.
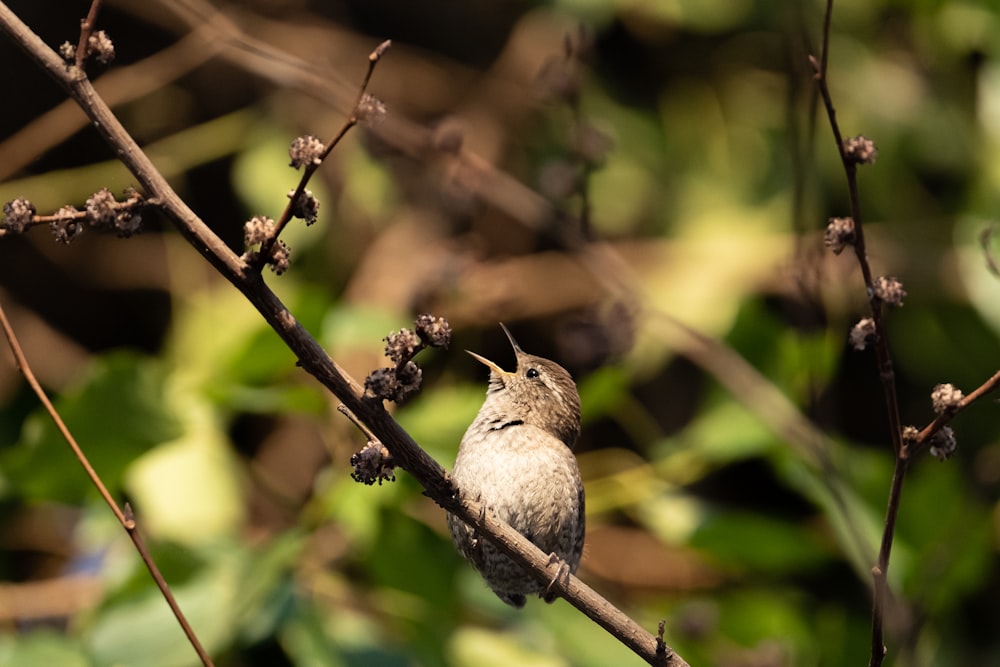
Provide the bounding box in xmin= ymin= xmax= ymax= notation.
xmin=0 ymin=301 xmax=214 ymax=667
xmin=337 ymin=403 xmax=379 ymax=443
xmin=256 ymin=39 xmax=391 ymax=270
xmin=73 ymin=0 xmax=102 ymax=68
xmin=810 ymin=1 xmax=1000 ymax=664
xmin=913 ymin=369 xmax=1000 ymax=452
xmin=810 ymin=1 xmax=904 ymax=664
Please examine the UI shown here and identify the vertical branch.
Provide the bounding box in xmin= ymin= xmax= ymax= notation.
xmin=868 ymin=455 xmax=908 ymax=667
xmin=808 ymin=2 xmax=907 ymax=665
xmin=810 ymin=4 xmax=904 ymax=459
xmin=807 ymin=6 xmax=998 ymax=667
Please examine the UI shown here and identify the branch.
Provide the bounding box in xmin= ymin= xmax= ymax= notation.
xmin=0 ymin=301 xmax=214 ymax=667
xmin=912 ymin=370 xmax=1000 ymax=451
xmin=73 ymin=0 xmax=102 ymax=68
xmin=809 ymin=2 xmax=906 ymax=663
xmin=809 ymin=3 xmax=1000 ymax=666
xmin=810 ymin=1 xmax=906 ymax=659
xmin=0 ymin=5 xmax=686 ymax=665
xmin=0 ymin=25 xmax=220 ymax=182
xmin=255 ymin=39 xmax=390 ymax=270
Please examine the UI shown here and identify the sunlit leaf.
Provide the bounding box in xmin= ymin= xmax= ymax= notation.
xmin=2 ymin=353 xmax=182 ymax=502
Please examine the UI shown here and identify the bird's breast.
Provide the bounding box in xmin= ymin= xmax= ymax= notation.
xmin=452 ymin=422 xmax=582 ymax=551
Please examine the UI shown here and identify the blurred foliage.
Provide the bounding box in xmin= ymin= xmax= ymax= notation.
xmin=1 ymin=0 xmax=1000 ymax=666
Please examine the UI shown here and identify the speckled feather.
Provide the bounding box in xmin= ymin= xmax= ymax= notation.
xmin=448 ymin=327 xmax=584 ymax=607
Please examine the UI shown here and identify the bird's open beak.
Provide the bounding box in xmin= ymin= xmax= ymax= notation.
xmin=466 ymin=323 xmax=522 ymax=375
xmin=498 ymin=322 xmax=524 ymax=354
xmin=466 ymin=350 xmax=508 ymax=375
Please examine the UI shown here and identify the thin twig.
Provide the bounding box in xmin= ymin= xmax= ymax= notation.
xmin=0 ymin=6 xmax=684 ymax=665
xmin=0 ymin=301 xmax=214 ymax=667
xmin=0 ymin=304 xmax=124 ymax=524
xmin=73 ymin=0 xmax=102 ymax=68
xmin=811 ymin=1 xmax=903 ymax=459
xmin=809 ymin=3 xmax=1000 ymax=666
xmin=256 ymin=39 xmax=391 ymax=269
xmin=810 ymin=2 xmax=903 ymax=664
xmin=337 ymin=403 xmax=379 ymax=443
xmin=810 ymin=2 xmax=904 ymax=665
xmin=0 ymin=26 xmax=219 ymax=182
xmin=912 ymin=369 xmax=1000 ymax=452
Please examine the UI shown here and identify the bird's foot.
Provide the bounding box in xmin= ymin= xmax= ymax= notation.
xmin=542 ymin=552 xmax=571 ymax=603
xmin=470 ymin=493 xmax=486 ymax=550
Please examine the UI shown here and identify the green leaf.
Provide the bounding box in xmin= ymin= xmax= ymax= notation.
xmin=0 ymin=632 xmax=92 ymax=667
xmin=896 ymin=462 xmax=994 ymax=615
xmin=2 ymin=352 xmax=182 ymax=502
xmin=715 ymin=588 xmax=811 ymax=652
xmin=447 ymin=627 xmax=565 ymax=667
xmin=689 ymin=510 xmax=832 ymax=575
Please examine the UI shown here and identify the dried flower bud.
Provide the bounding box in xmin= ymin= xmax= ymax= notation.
xmin=824 ymin=216 xmax=855 ymax=255
xmin=87 ymin=30 xmax=115 ymax=65
xmin=849 ymin=318 xmax=876 ymax=351
xmin=85 ymin=188 xmax=116 ymax=226
xmin=901 ymin=425 xmax=919 ymax=446
xmin=384 ymin=328 xmax=422 ymax=365
xmin=268 ymin=240 xmax=291 ymax=275
xmin=365 ymin=367 xmax=398 ymax=400
xmin=289 ymin=135 xmax=325 ymax=169
xmin=415 ymin=313 xmax=452 ymax=348
xmin=244 ymin=215 xmax=273 ymax=247
xmin=50 ymin=206 xmax=84 ymax=243
xmin=58 ymin=41 xmax=75 ymax=62
xmin=350 ymin=440 xmax=395 ymax=485
xmin=871 ymin=276 xmax=906 ymax=307
xmin=929 ymin=426 xmax=957 ymax=461
xmin=395 ymin=361 xmax=423 ymax=401
xmin=3 ymin=197 xmax=36 ymax=233
xmin=115 ymin=210 xmax=141 ymax=238
xmin=288 ymin=189 xmax=319 ymax=225
xmin=930 ymin=383 xmax=964 ymax=415
xmin=843 ymin=135 xmax=878 ymax=165
xmin=355 ymin=93 xmax=387 ymax=126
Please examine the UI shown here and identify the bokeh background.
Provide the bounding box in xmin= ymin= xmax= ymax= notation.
xmin=1 ymin=0 xmax=1000 ymax=665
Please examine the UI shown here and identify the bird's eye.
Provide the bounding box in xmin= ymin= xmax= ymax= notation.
xmin=526 ymin=368 xmax=540 ymax=379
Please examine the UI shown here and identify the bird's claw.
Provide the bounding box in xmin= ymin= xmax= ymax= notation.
xmin=470 ymin=493 xmax=486 ymax=551
xmin=542 ymin=552 xmax=571 ymax=602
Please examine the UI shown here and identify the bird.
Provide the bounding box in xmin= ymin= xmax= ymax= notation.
xmin=447 ymin=323 xmax=584 ymax=607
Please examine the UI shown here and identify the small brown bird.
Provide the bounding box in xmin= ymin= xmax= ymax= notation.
xmin=448 ymin=324 xmax=584 ymax=607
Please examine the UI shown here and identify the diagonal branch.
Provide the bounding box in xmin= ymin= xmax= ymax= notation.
xmin=912 ymin=370 xmax=1000 ymax=452
xmin=255 ymin=39 xmax=390 ymax=271
xmin=0 ymin=4 xmax=686 ymax=665
xmin=0 ymin=301 xmax=214 ymax=667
